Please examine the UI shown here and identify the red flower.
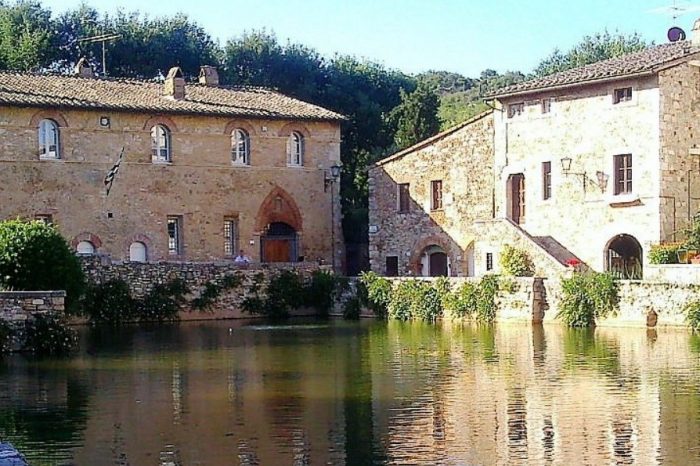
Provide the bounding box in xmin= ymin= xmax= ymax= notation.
xmin=566 ymin=258 xmax=581 ymax=267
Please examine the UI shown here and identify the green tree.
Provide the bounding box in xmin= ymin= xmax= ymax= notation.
xmin=0 ymin=219 xmax=85 ymax=312
xmin=0 ymin=0 xmax=55 ymax=71
xmin=390 ymin=81 xmax=440 ymax=150
xmin=534 ymin=30 xmax=650 ymax=77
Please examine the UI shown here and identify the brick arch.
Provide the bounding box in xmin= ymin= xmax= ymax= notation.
xmin=277 ymin=122 xmax=311 ymax=138
xmin=254 ymin=186 xmax=303 ymax=234
xmin=142 ymin=115 xmax=178 ymax=132
xmin=408 ymin=234 xmax=455 ymax=275
xmin=223 ymin=120 xmax=256 ymax=136
xmin=70 ymin=232 xmax=102 ymax=249
xmin=29 ymin=110 xmax=69 ymax=127
xmin=126 ymin=233 xmax=153 ymax=259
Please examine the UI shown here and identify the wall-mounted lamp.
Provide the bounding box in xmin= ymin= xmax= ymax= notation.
xmin=324 ymin=164 xmax=342 ymax=192
xmin=595 ymin=170 xmax=609 ymax=193
xmin=560 ymin=156 xmax=587 ymax=192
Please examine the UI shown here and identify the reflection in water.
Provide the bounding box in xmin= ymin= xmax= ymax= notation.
xmin=0 ymin=320 xmax=699 ymax=465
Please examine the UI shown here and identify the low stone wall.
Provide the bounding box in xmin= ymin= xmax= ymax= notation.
xmin=0 ymin=291 xmax=65 ymax=323
xmin=80 ymin=256 xmax=329 ymax=320
xmin=645 ymin=264 xmax=700 ymax=284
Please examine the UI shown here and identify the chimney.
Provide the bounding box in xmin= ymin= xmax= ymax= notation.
xmin=199 ymin=65 xmax=219 ymax=86
xmin=164 ymin=66 xmax=186 ymax=100
xmin=74 ymin=57 xmax=95 ymax=78
xmin=693 ymin=19 xmax=700 ymax=46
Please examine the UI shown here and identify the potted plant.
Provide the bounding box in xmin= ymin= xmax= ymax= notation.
xmin=684 ymin=213 xmax=700 ymax=264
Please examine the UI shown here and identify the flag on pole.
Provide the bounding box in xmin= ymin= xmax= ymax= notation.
xmin=104 ymin=147 xmax=125 ymax=196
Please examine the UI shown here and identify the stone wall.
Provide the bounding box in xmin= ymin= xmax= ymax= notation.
xmin=0 ymin=291 xmax=66 ymax=323
xmin=368 ymin=111 xmax=495 ymax=277
xmin=0 ymin=107 xmax=343 ymax=266
xmin=645 ymin=264 xmax=700 ymax=284
xmin=81 ymin=256 xmax=329 ymax=319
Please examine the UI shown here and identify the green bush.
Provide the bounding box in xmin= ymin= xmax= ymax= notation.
xmin=0 ymin=320 xmax=13 ymax=354
xmin=342 ymin=296 xmax=362 ymax=320
xmin=684 ymin=301 xmax=700 ymax=332
xmin=684 ymin=213 xmax=700 ymax=250
xmin=137 ymin=278 xmax=189 ymax=322
xmin=191 ymin=273 xmax=243 ymax=311
xmin=242 ymin=270 xmax=305 ymax=318
xmin=388 ymin=280 xmax=421 ymax=321
xmin=557 ymin=272 xmax=619 ymax=327
xmin=0 ymin=219 xmax=86 ymax=313
xmin=82 ymin=279 xmax=136 ymax=325
xmin=475 ymin=275 xmax=500 ymax=324
xmin=358 ymin=271 xmax=392 ymax=318
xmin=648 ymin=243 xmax=682 ymax=264
xmin=443 ymin=281 xmax=478 ymax=318
xmin=499 ymin=244 xmax=534 ymax=277
xmin=386 ymin=279 xmax=446 ymax=322
xmin=304 ymin=270 xmax=338 ymax=316
xmin=22 ymin=314 xmax=78 ymax=355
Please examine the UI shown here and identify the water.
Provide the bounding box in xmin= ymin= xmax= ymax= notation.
xmin=1 ymin=320 xmax=700 ymax=466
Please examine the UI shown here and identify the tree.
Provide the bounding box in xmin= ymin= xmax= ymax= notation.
xmin=0 ymin=219 xmax=85 ymax=312
xmin=534 ymin=30 xmax=650 ymax=77
xmin=0 ymin=0 xmax=56 ymax=71
xmin=390 ymin=81 xmax=441 ymax=150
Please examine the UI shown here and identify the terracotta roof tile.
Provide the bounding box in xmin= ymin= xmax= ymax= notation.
xmin=492 ymin=41 xmax=698 ymax=98
xmin=0 ymin=71 xmax=345 ymax=121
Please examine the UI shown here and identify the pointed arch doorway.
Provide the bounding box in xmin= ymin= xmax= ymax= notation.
xmin=255 ymin=187 xmax=303 ymax=263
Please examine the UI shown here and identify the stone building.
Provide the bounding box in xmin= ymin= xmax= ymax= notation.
xmin=369 ymin=22 xmax=700 ymax=278
xmin=0 ymin=64 xmax=345 ymax=267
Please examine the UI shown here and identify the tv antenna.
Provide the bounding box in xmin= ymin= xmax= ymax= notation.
xmin=78 ymin=33 xmax=121 ymax=76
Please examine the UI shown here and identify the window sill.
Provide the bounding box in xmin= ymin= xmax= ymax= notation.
xmin=430 ymin=208 xmax=444 ymax=213
xmin=608 ymin=193 xmax=641 ymax=207
xmin=152 ymin=160 xmax=172 ymax=165
xmin=286 ymin=164 xmax=304 ymax=168
xmin=232 ymin=162 xmax=250 ymax=167
xmin=39 ymin=155 xmax=61 ymax=161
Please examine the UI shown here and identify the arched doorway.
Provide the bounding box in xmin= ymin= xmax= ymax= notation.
xmin=76 ymin=240 xmax=95 ymax=255
xmin=129 ymin=241 xmax=147 ymax=262
xmin=261 ymin=222 xmax=298 ymax=262
xmin=420 ymin=245 xmax=450 ymax=277
xmin=605 ymin=234 xmax=642 ymax=279
xmin=507 ymin=173 xmax=526 ymax=224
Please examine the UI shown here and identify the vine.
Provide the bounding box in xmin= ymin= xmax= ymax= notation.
xmin=557 ymin=272 xmax=619 ymax=327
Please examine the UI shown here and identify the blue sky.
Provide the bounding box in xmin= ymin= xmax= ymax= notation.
xmin=41 ymin=0 xmax=700 ymax=76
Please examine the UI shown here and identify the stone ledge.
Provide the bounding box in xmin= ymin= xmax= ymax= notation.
xmin=0 ymin=290 xmax=66 ymax=298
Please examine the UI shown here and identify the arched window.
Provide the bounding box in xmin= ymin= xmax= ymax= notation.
xmin=151 ymin=124 xmax=171 ymax=162
xmin=76 ymin=240 xmax=95 ymax=255
xmin=231 ymin=129 xmax=250 ymax=165
xmin=129 ymin=241 xmax=147 ymax=262
xmin=38 ymin=119 xmax=60 ymax=159
xmin=287 ymin=131 xmax=304 ymax=166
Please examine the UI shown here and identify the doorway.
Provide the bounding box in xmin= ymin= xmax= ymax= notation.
xmin=261 ymin=222 xmax=298 ymax=262
xmin=508 ymin=174 xmax=526 ymax=224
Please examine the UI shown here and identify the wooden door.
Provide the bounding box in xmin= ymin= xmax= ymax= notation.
xmin=429 ymin=252 xmax=448 ymax=277
xmin=264 ymin=239 xmax=291 ymax=262
xmin=511 ymin=174 xmax=525 ymax=224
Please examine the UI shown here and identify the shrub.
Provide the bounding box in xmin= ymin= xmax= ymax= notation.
xmin=242 ymin=270 xmax=304 ymax=319
xmin=557 ymin=272 xmax=619 ymax=327
xmin=342 ymin=296 xmax=362 ymax=320
xmin=684 ymin=213 xmax=700 ymax=250
xmin=191 ymin=273 xmax=243 ymax=311
xmin=388 ymin=280 xmax=422 ymax=321
xmin=0 ymin=220 xmax=85 ymax=313
xmin=22 ymin=314 xmax=78 ymax=355
xmin=82 ymin=279 xmax=136 ymax=325
xmin=0 ymin=320 xmax=13 ymax=354
xmin=499 ymin=244 xmax=534 ymax=277
xmin=648 ymin=243 xmax=682 ymax=264
xmin=137 ymin=278 xmax=189 ymax=323
xmin=443 ymin=281 xmax=478 ymax=318
xmin=358 ymin=271 xmax=392 ymax=318
xmin=684 ymin=301 xmax=700 ymax=332
xmin=304 ymin=270 xmax=338 ymax=316
xmin=475 ymin=275 xmax=500 ymax=324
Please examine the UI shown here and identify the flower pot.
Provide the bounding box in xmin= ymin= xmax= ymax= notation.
xmin=677 ymin=248 xmax=689 ymax=264
xmin=692 ymin=256 xmax=700 ymax=265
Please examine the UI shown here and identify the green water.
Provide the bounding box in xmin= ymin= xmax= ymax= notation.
xmin=1 ymin=320 xmax=700 ymax=465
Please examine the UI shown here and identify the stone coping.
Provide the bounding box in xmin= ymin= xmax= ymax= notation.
xmin=0 ymin=290 xmax=66 ymax=298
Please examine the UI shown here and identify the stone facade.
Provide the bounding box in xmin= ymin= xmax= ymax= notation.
xmin=0 ymin=72 xmax=344 ymax=269
xmin=0 ymin=291 xmax=66 ymax=323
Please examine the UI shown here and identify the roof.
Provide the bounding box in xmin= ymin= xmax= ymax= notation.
xmin=491 ymin=41 xmax=699 ymax=98
xmin=372 ymin=110 xmax=493 ymax=168
xmin=0 ymin=71 xmax=345 ymax=121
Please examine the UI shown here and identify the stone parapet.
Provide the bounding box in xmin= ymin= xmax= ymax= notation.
xmin=0 ymin=290 xmax=66 ymax=322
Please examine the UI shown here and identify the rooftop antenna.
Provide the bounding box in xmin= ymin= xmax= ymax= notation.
xmin=78 ymin=32 xmax=121 ymax=76
xmin=649 ymin=1 xmax=700 ymax=41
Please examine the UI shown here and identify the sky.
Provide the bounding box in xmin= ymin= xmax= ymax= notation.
xmin=40 ymin=0 xmax=700 ymax=77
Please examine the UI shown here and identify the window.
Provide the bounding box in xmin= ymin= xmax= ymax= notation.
xmin=541 ymin=98 xmax=552 ymax=114
xmin=76 ymin=241 xmax=95 ymax=255
xmin=613 ymin=87 xmax=632 ymax=104
xmin=386 ymin=256 xmax=399 ymax=277
xmin=287 ymin=131 xmax=304 ymax=166
xmin=486 ymin=253 xmax=494 ymax=271
xmin=223 ymin=217 xmax=239 ymax=256
xmin=34 ymin=214 xmax=53 ymax=225
xmin=38 ymin=119 xmax=60 ymax=159
xmin=231 ymin=129 xmax=250 ymax=165
xmin=431 ymin=180 xmax=443 ymax=210
xmin=542 ymin=161 xmax=552 ymax=200
xmin=507 ymin=102 xmax=524 ymax=118
xmin=398 ymin=183 xmax=410 ymax=213
xmin=129 ymin=242 xmax=147 ymax=262
xmin=614 ymin=154 xmax=633 ymax=195
xmin=167 ymin=216 xmax=183 ymax=255
xmin=151 ymin=125 xmax=171 ymax=162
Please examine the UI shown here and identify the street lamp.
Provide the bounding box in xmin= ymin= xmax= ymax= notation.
xmin=324 ymin=164 xmax=342 ymax=271
xmin=560 ymin=156 xmax=587 ymax=192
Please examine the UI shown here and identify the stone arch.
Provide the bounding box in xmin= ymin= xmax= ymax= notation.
xmin=29 ymin=110 xmax=69 ymax=128
xmin=70 ymin=232 xmax=102 ymax=249
xmin=604 ymin=233 xmax=643 ymax=279
xmin=223 ymin=120 xmax=256 ymax=136
xmin=277 ymin=122 xmax=311 ymax=138
xmin=254 ymin=187 xmax=303 ymax=234
xmin=127 ymin=234 xmax=153 ymax=262
xmin=409 ymin=234 xmax=455 ymax=276
xmin=142 ymin=115 xmax=178 ymax=132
